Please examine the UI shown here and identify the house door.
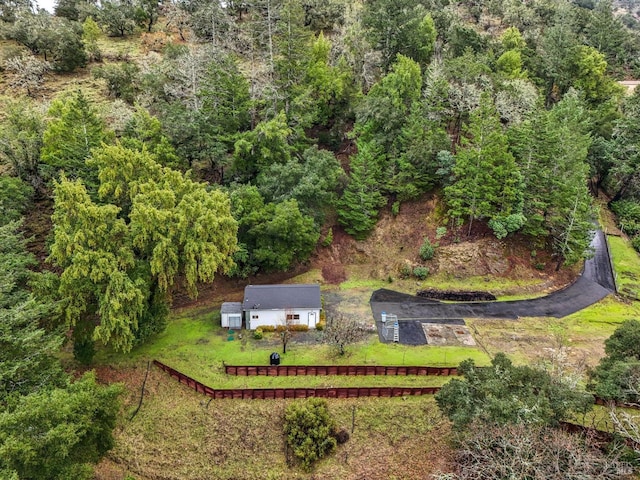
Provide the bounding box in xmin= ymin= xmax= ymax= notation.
xmin=229 ymin=315 xmax=242 ymax=329
xmin=308 ymin=311 xmax=316 ymax=327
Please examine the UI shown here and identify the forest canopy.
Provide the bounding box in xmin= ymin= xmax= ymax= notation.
xmin=0 ymin=0 xmax=639 ymax=354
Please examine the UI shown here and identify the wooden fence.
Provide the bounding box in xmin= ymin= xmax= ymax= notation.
xmin=224 ymin=364 xmax=458 ymax=377
xmin=153 ymin=360 xmax=441 ymax=400
xmin=560 ymin=421 xmax=640 ymax=451
xmin=154 ymin=360 xmax=640 ymax=410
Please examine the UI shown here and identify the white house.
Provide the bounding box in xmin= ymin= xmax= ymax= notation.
xmin=243 ymin=284 xmax=321 ymax=330
xmin=220 ymin=302 xmax=242 ymax=329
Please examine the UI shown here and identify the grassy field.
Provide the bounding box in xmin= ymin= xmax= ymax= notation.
xmin=467 ymin=297 xmax=638 ymax=366
xmin=97 ymin=368 xmax=454 ymax=480
xmin=609 ymin=234 xmax=640 ymax=300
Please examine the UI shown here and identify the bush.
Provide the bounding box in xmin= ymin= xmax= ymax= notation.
xmin=290 ymin=324 xmax=309 ymax=332
xmin=612 ymin=200 xmax=640 ymax=236
xmin=322 ymin=227 xmax=333 ymax=247
xmin=436 ymin=226 xmax=447 ymax=240
xmin=436 ymin=353 xmax=594 ymax=429
xmin=284 ymin=398 xmax=337 ymax=471
xmin=399 ymin=264 xmax=412 ymax=279
xmin=260 ymin=325 xmax=276 ymax=332
xmin=413 ymin=266 xmax=429 ymax=280
xmin=315 ymin=321 xmax=325 ymax=331
xmin=253 ymin=328 xmax=263 ymax=340
xmin=419 ymin=238 xmax=435 ymax=260
xmin=589 ymin=319 xmax=640 ymax=402
xmin=93 ymin=62 xmax=140 ymax=104
xmin=488 ymin=213 xmax=525 ymax=239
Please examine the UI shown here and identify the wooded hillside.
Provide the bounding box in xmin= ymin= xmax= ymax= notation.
xmin=2 ymin=0 xmax=640 ymax=478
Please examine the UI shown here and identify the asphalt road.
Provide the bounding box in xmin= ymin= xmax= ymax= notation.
xmin=371 ymin=230 xmax=616 ymax=345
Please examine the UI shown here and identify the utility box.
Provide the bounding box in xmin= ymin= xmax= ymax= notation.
xmin=270 ymin=352 xmax=281 ymax=366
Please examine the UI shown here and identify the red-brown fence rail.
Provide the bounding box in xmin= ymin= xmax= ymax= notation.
xmin=155 ymin=360 xmax=640 ymax=410
xmin=560 ymin=421 xmax=640 ymax=451
xmin=153 ymin=360 xmax=441 ymax=400
xmin=224 ymin=364 xmax=458 ymax=377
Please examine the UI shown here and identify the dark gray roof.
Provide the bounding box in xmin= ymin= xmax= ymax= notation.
xmin=243 ymin=284 xmax=321 ymax=310
xmin=221 ymin=302 xmax=242 ymax=314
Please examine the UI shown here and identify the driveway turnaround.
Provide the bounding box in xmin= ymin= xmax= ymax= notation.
xmin=371 ymin=230 xmax=616 ymax=345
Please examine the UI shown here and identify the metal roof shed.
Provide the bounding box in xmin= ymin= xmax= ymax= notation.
xmin=221 ymin=302 xmax=242 ymax=329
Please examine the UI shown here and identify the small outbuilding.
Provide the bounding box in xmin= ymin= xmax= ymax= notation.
xmin=243 ymin=284 xmax=321 ymax=330
xmin=221 ymin=302 xmax=243 ymax=329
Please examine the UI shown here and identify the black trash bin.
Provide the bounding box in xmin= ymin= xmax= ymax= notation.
xmin=270 ymin=352 xmax=281 ymax=366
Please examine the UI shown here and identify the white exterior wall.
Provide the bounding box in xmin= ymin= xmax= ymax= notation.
xmin=221 ymin=312 xmax=242 ymax=328
xmin=247 ymin=308 xmax=320 ymax=330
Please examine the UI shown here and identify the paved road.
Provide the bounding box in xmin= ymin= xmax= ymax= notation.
xmin=371 ymin=230 xmax=616 ymax=344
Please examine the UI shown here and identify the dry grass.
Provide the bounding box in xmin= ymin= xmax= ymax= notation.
xmin=96 ymin=367 xmax=454 ymax=480
xmin=467 ymin=295 xmax=640 ymax=369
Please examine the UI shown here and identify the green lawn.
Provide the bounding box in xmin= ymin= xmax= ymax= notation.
xmin=608 ymin=235 xmax=640 ymax=300
xmin=96 ymin=305 xmax=489 ymax=388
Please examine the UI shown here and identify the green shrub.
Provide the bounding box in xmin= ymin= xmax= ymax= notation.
xmin=632 ymin=235 xmax=640 ymax=253
xmin=413 ymin=266 xmax=429 ymax=280
xmin=290 ymin=324 xmax=309 ymax=332
xmin=399 ymin=264 xmax=412 ymax=279
xmin=419 ymin=238 xmax=435 ymax=260
xmin=488 ymin=213 xmax=526 ymax=239
xmin=92 ymin=62 xmax=140 ymax=104
xmin=253 ymin=328 xmax=263 ymax=340
xmin=284 ymin=398 xmax=337 ymax=471
xmin=315 ymin=321 xmax=325 ymax=331
xmin=260 ymin=325 xmax=276 ymax=332
xmin=436 ymin=226 xmax=447 ymax=240
xmin=322 ymin=227 xmax=333 ymax=247
xmin=612 ymin=200 xmax=640 ymax=237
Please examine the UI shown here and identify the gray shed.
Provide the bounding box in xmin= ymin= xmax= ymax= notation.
xmin=221 ymin=302 xmax=242 ymax=329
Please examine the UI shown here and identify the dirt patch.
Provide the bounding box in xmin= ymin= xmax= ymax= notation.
xmin=22 ymin=198 xmax=54 ymax=268
xmin=322 ymin=263 xmax=347 ymax=284
xmin=423 ymin=324 xmax=477 ymax=346
xmin=435 ymin=238 xmax=509 ymax=277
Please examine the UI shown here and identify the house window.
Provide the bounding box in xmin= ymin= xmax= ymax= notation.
xmin=286 ymin=314 xmax=300 ymax=321
xmin=252 ymin=315 xmax=259 ymax=319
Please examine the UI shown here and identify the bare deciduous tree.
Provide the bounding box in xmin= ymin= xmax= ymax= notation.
xmin=439 ymin=422 xmax=629 ymax=480
xmin=279 ymin=306 xmax=296 ymax=354
xmin=608 ymin=374 xmax=640 ymax=456
xmin=323 ymin=313 xmax=367 ymax=356
xmin=4 ymin=55 xmax=50 ymax=96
